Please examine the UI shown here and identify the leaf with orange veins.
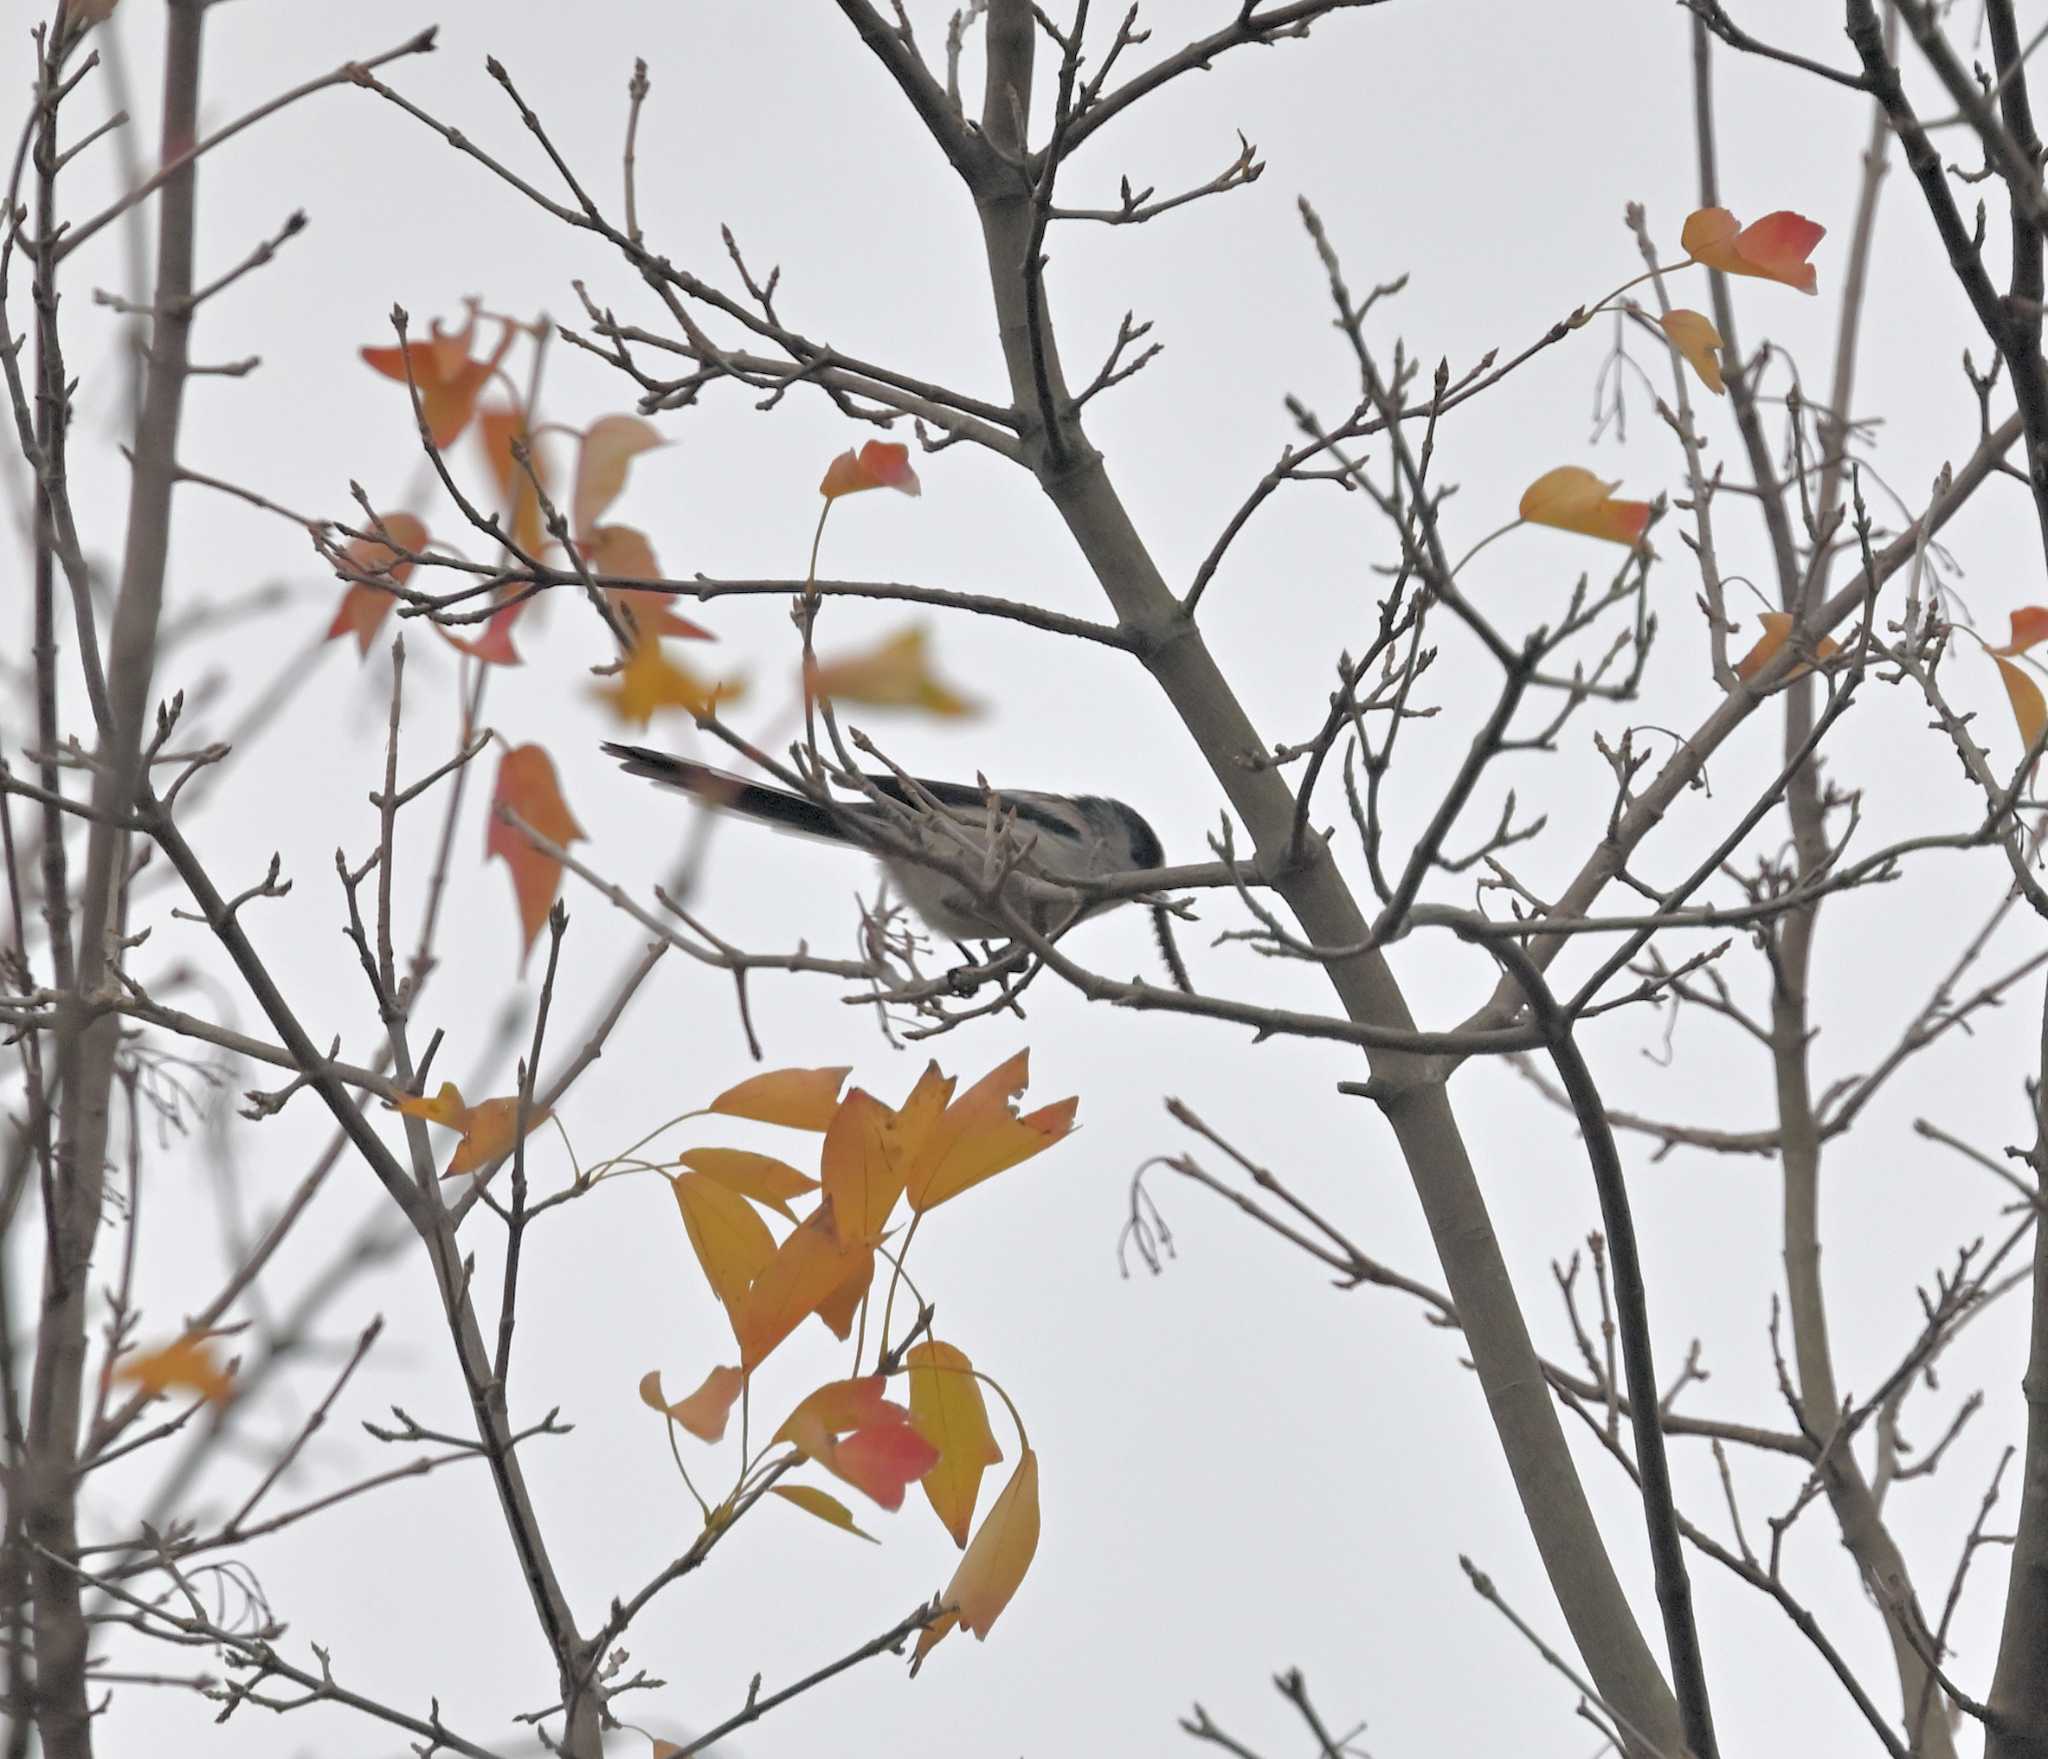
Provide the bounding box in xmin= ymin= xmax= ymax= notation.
xmin=1680 ymin=206 xmax=1825 ymax=295
xmin=907 ymin=1341 xmax=1003 ymax=1548
xmin=806 ymin=625 xmax=980 ymax=719
xmin=813 ymin=1244 xmax=875 ymax=1341
xmin=113 ymin=1334 xmax=234 ymax=1407
xmin=326 ymin=515 xmax=430 ymax=656
xmin=733 ymin=1202 xmax=864 ymax=1371
xmin=1518 ymin=466 xmax=1652 ymax=548
xmin=639 ymin=1365 xmax=744 ymax=1443
xmin=1657 ymin=309 xmax=1725 ymax=396
xmin=904 ymin=1051 xmax=1078 ymax=1215
xmin=770 ymin=1483 xmax=878 ymax=1542
xmin=1992 ymin=607 xmax=2048 ymax=656
xmin=709 ymin=1065 xmax=852 ymax=1131
xmin=1733 ymin=612 xmax=1841 ymax=683
xmin=595 ymin=638 xmax=742 ymax=728
xmin=820 ymin=438 xmax=922 ymax=500
xmin=438 ymin=599 xmax=526 ymax=667
xmin=486 ymin=743 xmax=585 ymax=960
xmin=477 ymin=404 xmax=550 ymax=557
xmin=821 ymin=1089 xmax=905 ymax=1248
xmin=674 ymin=1147 xmax=818 ymax=1222
xmin=672 ymin=1171 xmax=778 ymax=1312
xmin=572 ymin=414 xmax=666 ymax=539
xmin=1996 ymin=656 xmax=2048 ymax=765
xmin=580 ymin=525 xmax=714 ymax=641
xmin=396 ymin=1083 xmax=549 ymax=1179
xmin=361 ymin=304 xmax=516 ymax=448
xmin=912 ymin=1449 xmax=1040 ymax=1671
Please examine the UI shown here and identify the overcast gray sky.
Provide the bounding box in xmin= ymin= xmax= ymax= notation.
xmin=7 ymin=3 xmax=2041 ymax=1755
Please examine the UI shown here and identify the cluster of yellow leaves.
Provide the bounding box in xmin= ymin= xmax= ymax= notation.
xmin=642 ymin=1054 xmax=1067 ymax=1666
xmin=395 ymin=1081 xmax=550 ymax=1180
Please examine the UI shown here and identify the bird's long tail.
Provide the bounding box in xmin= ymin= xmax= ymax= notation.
xmin=601 ymin=744 xmax=851 ymax=842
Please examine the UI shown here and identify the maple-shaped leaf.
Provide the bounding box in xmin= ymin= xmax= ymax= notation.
xmin=672 ymin=1171 xmax=778 ymax=1312
xmin=771 ymin=1482 xmax=878 ymax=1541
xmin=573 ymin=415 xmax=666 ymax=539
xmin=709 ymin=1065 xmax=851 ymax=1131
xmin=674 ymin=1147 xmax=819 ymax=1222
xmin=580 ymin=524 xmax=714 ymax=640
xmin=438 ymin=599 xmax=526 ymax=668
xmin=395 ymin=1081 xmax=550 ymax=1179
xmin=912 ymin=1449 xmax=1040 ymax=1672
xmin=1657 ymin=309 xmax=1725 ymax=396
xmin=112 ymin=1334 xmax=233 ymax=1406
xmin=822 ymin=1089 xmax=904 ymax=1248
xmin=486 ymin=744 xmax=585 ymax=960
xmin=1733 ymin=612 xmax=1841 ymax=684
xmin=820 ymin=438 xmax=921 ymax=500
xmin=1681 ymin=207 xmax=1825 ymax=295
xmin=907 ymin=1341 xmax=1003 ymax=1548
xmin=1519 ymin=467 xmax=1652 ymax=548
xmin=361 ymin=303 xmax=516 ymax=448
xmin=639 ymin=1365 xmax=744 ymax=1443
xmin=1995 ymin=655 xmax=2048 ymax=766
xmin=1991 ymin=608 xmax=2048 ymax=656
xmin=595 ymin=639 xmax=742 ymax=727
xmin=326 ymin=515 xmax=430 ymax=656
xmin=904 ymin=1051 xmax=1078 ymax=1215
xmin=806 ymin=624 xmax=980 ymax=719
xmin=477 ymin=404 xmax=550 ymax=557
xmin=733 ymin=1202 xmax=865 ymax=1371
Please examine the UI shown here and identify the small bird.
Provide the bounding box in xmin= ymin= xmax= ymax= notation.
xmin=604 ymin=743 xmax=1186 ymax=978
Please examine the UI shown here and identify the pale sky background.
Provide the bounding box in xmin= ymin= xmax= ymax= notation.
xmin=5 ymin=3 xmax=2043 ymax=1756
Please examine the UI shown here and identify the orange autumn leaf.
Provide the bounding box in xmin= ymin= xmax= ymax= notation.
xmin=438 ymin=599 xmax=526 ymax=668
xmin=1681 ymin=206 xmax=1825 ymax=296
xmin=1658 ymin=309 xmax=1725 ymax=396
xmin=113 ymin=1334 xmax=233 ymax=1407
xmin=904 ymin=1051 xmax=1078 ymax=1215
xmin=829 ymin=1420 xmax=941 ymax=1511
xmin=361 ymin=303 xmax=515 ymax=448
xmin=709 ymin=1065 xmax=851 ymax=1131
xmin=1518 ymin=466 xmax=1652 ymax=548
xmin=885 ymin=1062 xmax=957 ymax=1172
xmin=775 ymin=1375 xmax=899 ymax=1452
xmin=326 ymin=515 xmax=430 ymax=656
xmin=638 ymin=1365 xmax=744 ymax=1443
xmin=1733 ymin=612 xmax=1841 ymax=684
xmin=821 ymin=1088 xmax=904 ymax=1247
xmin=672 ymin=1171 xmax=779 ymax=1312
xmin=486 ymin=743 xmax=585 ymax=960
xmin=1991 ymin=607 xmax=2048 ymax=656
xmin=395 ymin=1083 xmax=549 ymax=1179
xmin=572 ymin=415 xmax=666 ymax=539
xmin=477 ymin=404 xmax=550 ymax=557
xmin=1995 ymin=656 xmax=2048 ymax=764
xmin=907 ymin=1341 xmax=1003 ymax=1549
xmin=733 ymin=1202 xmax=865 ymax=1370
xmin=674 ymin=1147 xmax=819 ymax=1222
xmin=770 ymin=1482 xmax=878 ymax=1542
xmin=913 ymin=1449 xmax=1040 ymax=1671
xmin=813 ymin=1244 xmax=876 ymax=1340
xmin=820 ymin=438 xmax=921 ymax=500
xmin=580 ymin=525 xmax=713 ymax=641
xmin=596 ymin=638 xmax=741 ymax=726
xmin=806 ymin=624 xmax=979 ymax=718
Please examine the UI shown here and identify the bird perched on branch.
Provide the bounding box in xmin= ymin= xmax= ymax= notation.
xmin=603 ymin=742 xmax=1189 ymax=986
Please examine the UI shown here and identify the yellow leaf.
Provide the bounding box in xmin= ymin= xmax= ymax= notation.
xmin=905 ymin=1052 xmax=1077 ymax=1215
xmin=813 ymin=1245 xmax=876 ymax=1341
xmin=915 ymin=1450 xmax=1039 ymax=1670
xmin=396 ymin=1080 xmax=468 ymax=1127
xmin=445 ymin=1097 xmax=549 ymax=1178
xmin=1996 ymin=655 xmax=2048 ymax=765
xmin=675 ymin=1147 xmax=818 ymax=1221
xmin=821 ymin=1089 xmax=904 ymax=1247
xmin=596 ymin=639 xmax=742 ymax=728
xmin=572 ymin=414 xmax=665 ymax=539
xmin=770 ymin=1483 xmax=878 ymax=1542
xmin=113 ymin=1335 xmax=233 ymax=1407
xmin=907 ymin=1341 xmax=1003 ymax=1549
xmin=672 ymin=1172 xmax=778 ymax=1312
xmin=708 ymin=1066 xmax=851 ymax=1131
xmin=734 ymin=1204 xmax=864 ymax=1371
xmin=806 ymin=625 xmax=979 ymax=719
xmin=1657 ymin=309 xmax=1724 ymax=396
xmin=1518 ymin=466 xmax=1652 ymax=548
xmin=1681 ymin=206 xmax=1825 ymax=295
